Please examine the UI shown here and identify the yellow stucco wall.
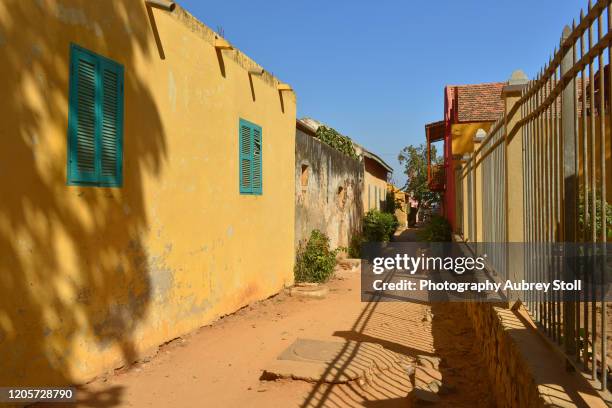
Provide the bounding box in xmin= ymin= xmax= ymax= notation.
xmin=363 ymin=158 xmax=389 ymax=211
xmin=0 ymin=0 xmax=296 ymax=386
xmin=451 ymin=122 xmax=494 ymax=156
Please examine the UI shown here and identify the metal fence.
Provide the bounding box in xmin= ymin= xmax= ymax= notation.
xmin=456 ymin=0 xmax=611 ymax=392
xmin=481 ymin=119 xmax=507 ymax=281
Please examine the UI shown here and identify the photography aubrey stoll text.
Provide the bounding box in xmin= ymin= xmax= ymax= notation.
xmin=371 ymin=279 xmax=582 ymax=293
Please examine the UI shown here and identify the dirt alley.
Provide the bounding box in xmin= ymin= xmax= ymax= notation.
xmin=57 ymin=251 xmax=495 ymax=407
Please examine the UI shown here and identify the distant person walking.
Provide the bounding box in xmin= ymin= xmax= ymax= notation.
xmin=408 ymin=195 xmax=418 ymax=226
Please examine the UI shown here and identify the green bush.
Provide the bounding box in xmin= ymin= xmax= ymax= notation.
xmin=348 ymin=232 xmax=363 ymax=258
xmin=294 ymin=230 xmax=339 ymax=283
xmin=577 ymin=188 xmax=612 ymax=239
xmin=417 ymin=215 xmax=452 ymax=242
xmin=363 ymin=210 xmax=399 ymax=242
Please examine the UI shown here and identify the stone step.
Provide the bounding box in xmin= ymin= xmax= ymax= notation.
xmin=410 ymin=354 xmax=452 ymax=405
xmin=261 ymin=338 xmax=406 ymax=387
xmin=289 ymin=284 xmax=329 ymax=299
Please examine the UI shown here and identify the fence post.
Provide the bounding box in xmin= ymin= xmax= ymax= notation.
xmin=504 ymin=71 xmax=528 ymax=302
xmin=460 ymin=163 xmax=468 ymax=239
xmin=461 ymin=155 xmax=472 ymax=242
xmin=504 ymin=70 xmax=528 ymax=242
xmin=473 ymin=129 xmax=486 ymax=243
xmin=456 ymin=165 xmax=465 ymax=237
xmin=560 ymin=25 xmax=577 ymax=363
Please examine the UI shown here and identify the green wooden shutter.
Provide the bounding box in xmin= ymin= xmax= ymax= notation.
xmin=239 ymin=119 xmax=263 ymax=195
xmin=252 ymin=124 xmax=262 ymax=195
xmin=99 ymin=60 xmax=124 ymax=186
xmin=67 ymin=44 xmax=124 ymax=187
xmin=239 ymin=119 xmax=253 ymax=193
xmin=68 ymin=47 xmax=98 ymax=184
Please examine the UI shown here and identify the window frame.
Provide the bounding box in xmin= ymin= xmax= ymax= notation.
xmin=238 ymin=118 xmax=263 ymax=195
xmin=67 ymin=43 xmax=124 ymax=188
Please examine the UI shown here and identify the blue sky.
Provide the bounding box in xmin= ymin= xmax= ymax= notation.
xmin=180 ymin=0 xmax=585 ymax=186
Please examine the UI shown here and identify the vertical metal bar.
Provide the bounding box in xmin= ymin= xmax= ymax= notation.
xmin=537 ymin=68 xmax=548 ymax=325
xmin=590 ymin=3 xmax=598 ymax=384
xmin=580 ymin=7 xmax=592 ymax=373
xmin=537 ymin=75 xmax=541 ymax=319
xmin=590 ymin=3 xmax=598 ymax=246
xmin=545 ymin=69 xmax=552 ymax=337
xmin=542 ymin=71 xmax=548 ymax=324
xmin=572 ymin=21 xmax=583 ymax=363
xmin=588 ymin=2 xmax=599 ymax=380
xmin=551 ymin=63 xmax=561 ymax=340
xmin=525 ymin=87 xmax=531 ymax=312
xmin=535 ymin=76 xmax=541 ymax=322
xmin=529 ymin=84 xmax=535 ymax=314
xmin=551 ymin=68 xmax=557 ymax=339
xmin=532 ymin=82 xmax=536 ymax=316
xmin=474 ymin=157 xmax=477 ymax=244
xmin=555 ymin=62 xmax=565 ymax=346
xmin=532 ymin=85 xmax=537 ymax=310
xmin=572 ymin=16 xmax=586 ymax=363
xmin=600 ymin=3 xmax=612 ymax=390
xmin=584 ymin=9 xmax=592 ymax=240
xmin=505 ymin=126 xmax=507 ymax=277
xmin=532 ymin=82 xmax=537 ymax=316
xmin=562 ymin=24 xmax=578 ymax=361
xmin=599 ymin=6 xmax=608 ymax=390
xmin=524 ymin=91 xmax=528 ymax=309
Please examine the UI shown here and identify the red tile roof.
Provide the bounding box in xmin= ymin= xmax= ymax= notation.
xmin=450 ymin=82 xmax=505 ymax=123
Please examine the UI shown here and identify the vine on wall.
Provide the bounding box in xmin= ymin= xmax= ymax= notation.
xmin=315 ymin=125 xmax=357 ymax=159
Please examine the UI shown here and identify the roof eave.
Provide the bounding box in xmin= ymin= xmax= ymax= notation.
xmin=363 ymin=150 xmax=393 ymax=174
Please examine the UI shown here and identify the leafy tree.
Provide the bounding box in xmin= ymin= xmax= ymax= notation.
xmin=397 ymin=144 xmax=441 ymax=210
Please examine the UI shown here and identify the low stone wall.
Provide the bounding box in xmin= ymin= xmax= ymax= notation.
xmin=462 ymin=302 xmax=543 ymax=408
xmin=462 ymin=301 xmax=608 ymax=408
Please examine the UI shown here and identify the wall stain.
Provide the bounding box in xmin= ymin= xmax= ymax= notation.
xmin=40 ymin=2 xmax=104 ymax=37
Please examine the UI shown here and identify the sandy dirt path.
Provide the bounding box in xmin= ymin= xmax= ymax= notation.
xmin=50 ymin=259 xmax=495 ymax=408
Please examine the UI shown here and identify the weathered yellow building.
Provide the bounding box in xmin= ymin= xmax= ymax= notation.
xmin=357 ymin=147 xmax=393 ymax=212
xmin=0 ymin=0 xmax=296 ymax=386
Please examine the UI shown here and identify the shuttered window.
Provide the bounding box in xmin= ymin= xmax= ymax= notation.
xmin=67 ymin=44 xmax=124 ymax=187
xmin=239 ymin=118 xmax=263 ymax=195
xmin=375 ymin=186 xmax=379 ymax=209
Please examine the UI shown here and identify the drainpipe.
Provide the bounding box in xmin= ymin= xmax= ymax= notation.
xmin=146 ymin=0 xmax=176 ymax=11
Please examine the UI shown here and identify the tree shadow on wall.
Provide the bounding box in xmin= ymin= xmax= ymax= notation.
xmin=0 ymin=0 xmax=168 ymax=404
